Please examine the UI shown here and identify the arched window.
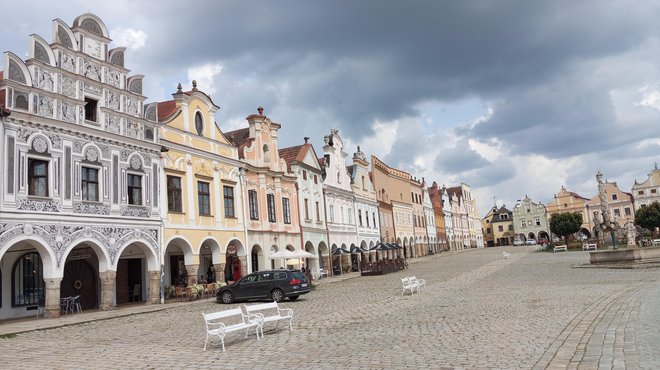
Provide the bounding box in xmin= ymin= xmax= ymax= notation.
xmin=194 ymin=112 xmax=204 ymax=135
xmin=12 ymin=252 xmax=44 ymax=306
xmin=263 ymin=144 xmax=270 ymax=163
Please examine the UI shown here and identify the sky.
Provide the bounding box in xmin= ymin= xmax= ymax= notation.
xmin=2 ymin=1 xmax=659 ymax=217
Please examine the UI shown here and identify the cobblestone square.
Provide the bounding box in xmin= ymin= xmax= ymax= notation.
xmin=1 ymin=247 xmax=659 ymax=369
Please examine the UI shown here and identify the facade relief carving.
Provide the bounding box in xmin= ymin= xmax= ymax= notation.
xmin=37 ymin=69 xmax=55 ymax=91
xmin=73 ymin=202 xmax=110 ymax=215
xmin=121 ymin=207 xmax=151 ymax=218
xmin=106 ymin=69 xmax=121 ymax=88
xmin=83 ymin=59 xmax=102 ymax=81
xmin=38 ymin=96 xmax=54 ymax=117
xmin=61 ymin=76 xmax=76 ymax=98
xmin=60 ymin=51 xmax=76 ymax=73
xmin=17 ymin=127 xmax=37 ymax=143
xmin=17 ymin=199 xmax=62 ymax=212
xmin=57 ymin=101 xmax=76 ymax=123
xmin=106 ymin=115 xmax=121 ymax=134
xmin=106 ymin=90 xmax=120 ymax=111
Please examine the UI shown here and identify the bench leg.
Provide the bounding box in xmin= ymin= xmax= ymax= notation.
xmin=203 ymin=333 xmax=209 ymax=351
xmin=289 ymin=318 xmax=293 ymax=332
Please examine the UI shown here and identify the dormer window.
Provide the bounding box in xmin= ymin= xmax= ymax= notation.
xmin=194 ymin=111 xmax=204 ymax=135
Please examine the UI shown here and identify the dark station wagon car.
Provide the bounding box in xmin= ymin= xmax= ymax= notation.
xmin=216 ymin=269 xmax=310 ymax=304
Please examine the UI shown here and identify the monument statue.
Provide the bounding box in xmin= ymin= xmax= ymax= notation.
xmin=596 ymin=170 xmax=617 ymax=249
xmin=624 ymin=220 xmax=637 ymax=247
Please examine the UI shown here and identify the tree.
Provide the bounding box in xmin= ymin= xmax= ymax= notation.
xmin=550 ymin=212 xmax=583 ymax=243
xmin=635 ymin=202 xmax=660 ymax=234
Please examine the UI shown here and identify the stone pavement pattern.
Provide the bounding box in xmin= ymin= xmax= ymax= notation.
xmin=0 ymin=247 xmax=659 ymax=369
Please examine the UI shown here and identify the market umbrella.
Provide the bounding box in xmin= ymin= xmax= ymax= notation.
xmin=331 ymin=247 xmax=350 ymax=274
xmin=269 ymin=249 xmax=297 ymax=259
xmin=285 ymin=258 xmax=301 ymax=266
xmin=289 ymin=249 xmax=317 ymax=259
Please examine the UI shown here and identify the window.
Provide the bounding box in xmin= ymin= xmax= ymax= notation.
xmin=314 ymin=175 xmax=318 ymax=184
xmin=28 ymin=159 xmax=48 ymax=197
xmin=329 ymin=205 xmax=334 ymax=223
xmin=84 ymin=97 xmax=98 ymax=122
xmin=612 ymin=194 xmax=618 ymax=201
xmin=223 ymin=186 xmax=235 ymax=217
xmin=487 ymin=228 xmax=492 ymax=233
xmin=508 ymin=225 xmax=513 ymax=231
xmin=340 ymin=207 xmax=344 ymax=223
xmin=366 ymin=211 xmax=370 ymax=227
xmin=315 ymin=201 xmax=321 ymax=221
xmin=652 ymin=189 xmax=658 ymax=194
xmin=498 ymin=225 xmax=504 ymax=232
xmin=362 ymin=176 xmax=365 ymax=189
xmin=411 ymin=192 xmax=414 ymax=202
xmin=624 ymin=207 xmax=631 ymax=216
xmin=167 ymin=176 xmax=182 ymax=212
xmin=358 ymin=210 xmax=363 ymax=226
xmin=248 ymin=190 xmax=259 ymax=220
xmin=348 ymin=208 xmax=353 ymax=224
xmin=12 ymin=252 xmax=44 ymax=306
xmin=613 ymin=208 xmax=621 ymax=217
xmin=521 ymin=220 xmax=526 ymax=228
xmin=267 ymin=194 xmax=276 ymax=222
xmin=81 ymin=167 xmax=99 ymax=201
xmin=304 ymin=199 xmax=310 ymax=220
xmin=194 ymin=111 xmax=204 ymax=135
xmin=638 ymin=190 xmax=644 ymax=195
xmin=302 ymin=170 xmax=307 ymax=180
xmin=282 ymin=198 xmax=291 ymax=224
xmin=535 ymin=218 xmax=541 ymax=226
xmin=198 ymin=182 xmax=210 ymax=215
xmin=127 ymin=174 xmax=142 ymax=205
xmin=373 ymin=213 xmax=377 ymax=228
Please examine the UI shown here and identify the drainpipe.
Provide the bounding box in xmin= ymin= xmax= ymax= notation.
xmin=322 ymin=186 xmax=333 ymax=275
xmin=239 ymin=167 xmax=250 ymax=272
xmin=294 ymin=180 xmax=305 ymax=255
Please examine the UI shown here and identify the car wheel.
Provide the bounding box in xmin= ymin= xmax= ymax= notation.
xmin=221 ymin=291 xmax=233 ymax=304
xmin=271 ymin=289 xmax=284 ymax=302
xmin=289 ymin=295 xmax=299 ymax=301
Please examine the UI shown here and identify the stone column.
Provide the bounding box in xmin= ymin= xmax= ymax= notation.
xmin=44 ymin=277 xmax=62 ymax=318
xmin=99 ymin=270 xmax=116 ymax=311
xmin=213 ymin=264 xmax=223 ymax=283
xmin=185 ymin=264 xmax=199 ymax=286
xmin=148 ymin=270 xmax=160 ymax=304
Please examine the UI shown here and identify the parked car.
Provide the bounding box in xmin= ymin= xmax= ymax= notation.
xmin=537 ymin=238 xmax=549 ymax=245
xmin=525 ymin=239 xmax=537 ymax=245
xmin=513 ymin=240 xmax=524 ymax=246
xmin=216 ymin=269 xmax=310 ymax=304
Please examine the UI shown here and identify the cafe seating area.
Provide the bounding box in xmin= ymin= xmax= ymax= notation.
xmin=173 ymin=283 xmax=218 ymax=302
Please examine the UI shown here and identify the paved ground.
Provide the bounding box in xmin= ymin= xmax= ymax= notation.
xmin=1 ymin=246 xmax=659 ymax=369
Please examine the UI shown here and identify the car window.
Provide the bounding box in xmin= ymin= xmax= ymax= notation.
xmin=241 ymin=274 xmax=258 ymax=284
xmin=258 ymin=273 xmax=273 ymax=282
xmin=273 ymin=272 xmax=288 ymax=280
xmin=291 ymin=271 xmax=306 ymax=281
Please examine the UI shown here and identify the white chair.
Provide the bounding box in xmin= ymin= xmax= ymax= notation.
xmin=318 ymin=268 xmax=328 ymax=279
xmin=401 ymin=277 xmax=415 ymax=295
xmin=409 ymin=276 xmax=426 ymax=292
xmin=503 ymin=251 xmax=510 ymax=259
xmin=70 ymin=295 xmax=82 ymax=314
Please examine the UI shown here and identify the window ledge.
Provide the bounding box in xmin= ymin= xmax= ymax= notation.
xmin=27 ymin=195 xmax=52 ymax=200
xmin=199 ymin=214 xmax=213 ymax=217
xmin=82 ymin=200 xmax=103 ymax=205
xmin=168 ymin=210 xmax=185 ymax=214
xmin=225 ymin=216 xmax=237 ymax=219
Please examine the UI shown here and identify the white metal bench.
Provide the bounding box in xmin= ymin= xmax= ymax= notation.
xmin=553 ymin=245 xmax=567 ymax=253
xmin=502 ymin=251 xmax=510 ymax=259
xmin=409 ymin=276 xmax=426 ymax=293
xmin=401 ymin=277 xmax=415 ymax=295
xmin=202 ymin=308 xmax=263 ymax=352
xmin=582 ymin=243 xmax=597 ymax=251
xmin=244 ymin=301 xmax=294 ymax=332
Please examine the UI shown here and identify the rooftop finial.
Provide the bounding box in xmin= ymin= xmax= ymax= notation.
xmin=176 ymin=83 xmax=182 ymax=93
xmin=257 ymin=106 xmax=264 ymax=115
xmin=192 ymin=80 xmax=198 ymax=91
xmin=357 ymin=145 xmax=361 ymax=152
xmin=304 ymin=136 xmax=309 ymax=143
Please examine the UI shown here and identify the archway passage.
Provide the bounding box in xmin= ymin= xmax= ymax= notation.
xmin=61 ymin=259 xmax=98 ymax=310
xmin=116 ymin=258 xmax=142 ymax=305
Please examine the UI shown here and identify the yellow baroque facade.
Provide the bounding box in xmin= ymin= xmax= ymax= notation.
xmin=156 ymin=82 xmax=247 ymax=289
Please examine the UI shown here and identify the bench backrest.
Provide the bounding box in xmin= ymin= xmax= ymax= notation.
xmin=203 ymin=308 xmax=243 ymax=322
xmin=245 ymin=302 xmax=278 ymax=313
xmin=401 ymin=277 xmax=412 ymax=286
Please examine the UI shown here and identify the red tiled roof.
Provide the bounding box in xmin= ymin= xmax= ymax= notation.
xmin=224 ymin=128 xmax=251 ymax=159
xmin=318 ymin=157 xmax=325 ymax=167
xmin=278 ymin=145 xmax=304 ymax=173
xmin=447 ymin=186 xmax=462 ymax=199
xmin=157 ymin=100 xmax=177 ymax=122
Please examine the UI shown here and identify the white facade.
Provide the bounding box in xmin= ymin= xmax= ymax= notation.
xmin=512 ymin=196 xmax=550 ymax=241
xmin=350 ymin=147 xmax=380 ymax=250
xmin=632 ymin=167 xmax=660 ymax=210
xmin=0 ymin=14 xmax=162 ymax=319
xmin=441 ymin=186 xmax=455 ymax=250
xmin=422 ymin=185 xmax=437 ymax=253
xmin=322 ymin=129 xmax=357 ymax=254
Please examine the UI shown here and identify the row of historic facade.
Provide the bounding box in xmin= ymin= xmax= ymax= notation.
xmin=0 ymin=14 xmax=484 ymax=319
xmin=482 ymin=167 xmax=660 ymax=246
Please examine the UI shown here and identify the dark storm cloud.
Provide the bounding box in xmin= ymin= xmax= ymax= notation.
xmin=433 ymin=141 xmax=488 ymax=173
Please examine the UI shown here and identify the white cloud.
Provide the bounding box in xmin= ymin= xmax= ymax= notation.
xmin=351 ymin=119 xmax=399 ymax=160
xmin=110 ymin=27 xmax=149 ymax=50
xmin=187 ymin=63 xmax=224 ymax=96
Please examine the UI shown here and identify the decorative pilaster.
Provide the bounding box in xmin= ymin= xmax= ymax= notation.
xmin=185 ymin=264 xmax=199 ymax=286
xmin=148 ymin=270 xmax=160 ymax=304
xmin=99 ymin=270 xmax=116 ymax=310
xmin=44 ymin=277 xmax=63 ymax=318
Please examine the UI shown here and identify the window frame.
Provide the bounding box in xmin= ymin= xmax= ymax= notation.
xmin=12 ymin=252 xmax=44 ymax=307
xmin=194 ymin=111 xmax=204 ymax=136
xmin=81 ymin=166 xmax=100 ymax=202
xmin=223 ymin=185 xmax=235 ymax=218
xmin=282 ymin=197 xmax=291 ymax=224
xmin=197 ymin=181 xmax=211 ymax=216
xmin=28 ymin=157 xmax=49 ymax=197
xmin=267 ymin=193 xmax=276 ymax=223
xmin=84 ymin=97 xmax=98 ymax=122
xmin=248 ymin=189 xmax=259 ymax=220
xmin=166 ymin=175 xmax=182 ymax=212
xmin=127 ymin=173 xmax=143 ymax=206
